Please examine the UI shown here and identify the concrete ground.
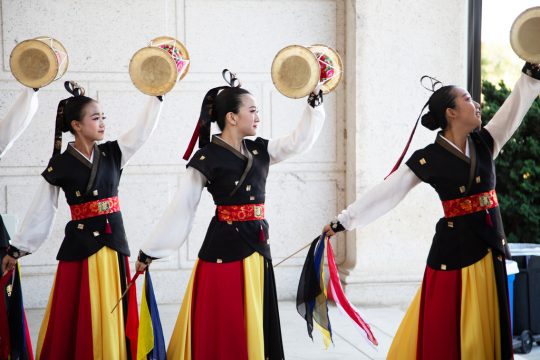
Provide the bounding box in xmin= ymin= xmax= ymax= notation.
xmin=26 ymin=301 xmax=540 ymax=359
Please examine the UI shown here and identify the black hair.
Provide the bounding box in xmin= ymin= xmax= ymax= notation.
xmin=52 ymin=81 xmax=96 ymax=157
xmin=421 ymin=85 xmax=457 ymax=131
xmin=213 ymin=87 xmax=252 ymax=131
xmin=60 ymin=83 xmax=96 ymax=134
xmin=183 ymin=70 xmax=251 ymax=160
xmin=62 ymin=97 xmax=95 ymax=134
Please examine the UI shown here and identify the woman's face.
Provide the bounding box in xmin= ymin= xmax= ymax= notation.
xmin=233 ymin=94 xmax=260 ymax=137
xmin=72 ymin=101 xmax=106 ymax=142
xmin=448 ymin=87 xmax=481 ymax=130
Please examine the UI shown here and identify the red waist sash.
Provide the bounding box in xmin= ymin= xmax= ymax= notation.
xmin=217 ymin=204 xmax=265 ymax=222
xmin=70 ymin=196 xmax=120 ymax=220
xmin=442 ymin=190 xmax=498 ymax=218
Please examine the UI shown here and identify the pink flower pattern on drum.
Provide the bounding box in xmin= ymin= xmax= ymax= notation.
xmin=317 ymin=53 xmax=335 ymax=81
xmin=159 ymin=44 xmax=187 ymax=73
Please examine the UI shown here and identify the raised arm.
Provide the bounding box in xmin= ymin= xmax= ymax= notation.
xmin=0 ymin=88 xmax=39 ymax=158
xmin=267 ymin=101 xmax=325 ymax=165
xmin=117 ymin=96 xmax=163 ymax=168
xmin=9 ymin=178 xmax=59 ymax=254
xmin=138 ymin=167 xmax=205 ymax=262
xmin=485 ymin=65 xmax=540 ymax=158
xmin=326 ymin=166 xmax=421 ymax=234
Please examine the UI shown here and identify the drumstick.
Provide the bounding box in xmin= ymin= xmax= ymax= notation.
xmin=273 ymin=240 xmax=317 ymax=268
xmin=110 ymin=271 xmax=144 ymax=313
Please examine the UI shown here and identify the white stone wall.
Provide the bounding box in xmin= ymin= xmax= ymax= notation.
xmin=1 ymin=0 xmax=469 ymax=308
xmin=0 ymin=0 xmax=347 ymax=308
xmin=342 ymin=0 xmax=469 ymax=305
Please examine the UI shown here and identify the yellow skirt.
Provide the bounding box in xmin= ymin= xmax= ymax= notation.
xmin=167 ymin=252 xmax=278 ymax=360
xmin=36 ymin=247 xmax=138 ymax=360
xmin=388 ymin=250 xmax=511 ymax=360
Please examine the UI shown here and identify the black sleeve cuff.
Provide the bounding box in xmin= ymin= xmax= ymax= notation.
xmin=138 ymin=250 xmax=158 ymax=265
xmin=6 ymin=245 xmax=29 ymax=259
xmin=308 ymin=90 xmax=323 ymax=108
xmin=330 ymin=219 xmax=346 ymax=233
xmin=522 ymin=62 xmax=540 ymax=81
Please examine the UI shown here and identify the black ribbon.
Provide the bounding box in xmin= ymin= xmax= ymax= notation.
xmin=52 ymin=99 xmax=66 ymax=157
xmin=384 ymin=75 xmax=444 ymax=179
xmin=222 ymin=69 xmax=241 ymax=88
xmin=197 ymin=86 xmax=227 ymax=148
xmin=420 ymin=75 xmax=443 ymax=93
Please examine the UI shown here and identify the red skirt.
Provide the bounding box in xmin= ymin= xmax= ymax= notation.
xmin=167 ymin=252 xmax=284 ymax=359
xmin=36 ymin=247 xmax=138 ymax=360
xmin=388 ymin=250 xmax=513 ymax=360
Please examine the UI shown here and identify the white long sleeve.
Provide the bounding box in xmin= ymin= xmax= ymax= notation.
xmin=117 ymin=96 xmax=163 ymax=168
xmin=485 ymin=73 xmax=540 ymax=158
xmin=141 ymin=167 xmax=206 ymax=258
xmin=10 ymin=179 xmax=59 ymax=253
xmin=0 ymin=88 xmax=39 ymax=159
xmin=336 ymin=166 xmax=421 ymax=231
xmin=267 ymin=104 xmax=325 ymax=165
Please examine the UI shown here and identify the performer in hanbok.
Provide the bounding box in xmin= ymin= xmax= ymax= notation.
xmin=135 ymin=70 xmax=325 ymax=359
xmin=0 ymin=88 xmax=39 ymax=253
xmin=2 ymin=81 xmax=164 ymax=360
xmin=0 ymin=87 xmax=39 ymax=360
xmin=323 ymin=63 xmax=540 ymax=360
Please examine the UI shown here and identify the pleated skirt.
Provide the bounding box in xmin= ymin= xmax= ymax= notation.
xmin=36 ymin=247 xmax=138 ymax=360
xmin=388 ymin=250 xmax=513 ymax=360
xmin=167 ymin=252 xmax=284 ymax=360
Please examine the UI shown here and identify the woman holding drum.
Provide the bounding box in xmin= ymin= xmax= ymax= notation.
xmin=322 ymin=7 xmax=540 ymax=359
xmin=0 ymin=36 xmax=68 ymax=360
xmin=0 ymin=36 xmax=190 ymax=359
xmin=134 ymin=44 xmax=341 ymax=360
xmin=0 ymin=36 xmax=66 ymax=253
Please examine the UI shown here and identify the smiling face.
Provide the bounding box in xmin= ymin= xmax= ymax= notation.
xmin=228 ymin=94 xmax=260 ymax=137
xmin=446 ymin=87 xmax=481 ymax=131
xmin=70 ymin=101 xmax=106 ymax=142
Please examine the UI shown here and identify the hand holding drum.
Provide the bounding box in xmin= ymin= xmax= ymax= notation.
xmin=510 ymin=6 xmax=540 ymax=65
xmin=129 ymin=36 xmax=190 ymax=96
xmin=271 ymin=44 xmax=343 ymax=98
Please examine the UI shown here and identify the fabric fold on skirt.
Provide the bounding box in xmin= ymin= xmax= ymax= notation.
xmin=387 ymin=250 xmax=512 ymax=360
xmin=36 ymin=247 xmax=138 ymax=360
xmin=167 ymin=252 xmax=284 ymax=359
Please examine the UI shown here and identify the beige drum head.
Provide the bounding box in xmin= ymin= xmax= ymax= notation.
xmin=10 ymin=37 xmax=68 ymax=88
xmin=309 ymin=44 xmax=343 ymax=95
xmin=271 ymin=45 xmax=320 ymax=99
xmin=510 ymin=7 xmax=540 ymax=64
xmin=129 ymin=47 xmax=178 ymax=96
xmin=150 ymin=36 xmax=190 ymax=81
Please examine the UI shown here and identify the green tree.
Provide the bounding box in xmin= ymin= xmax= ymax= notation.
xmin=482 ymin=80 xmax=540 ymax=244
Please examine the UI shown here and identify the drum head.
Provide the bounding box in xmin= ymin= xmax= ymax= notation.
xmin=271 ymin=45 xmax=320 ymax=99
xmin=10 ymin=39 xmax=59 ymax=88
xmin=309 ymin=44 xmax=343 ymax=95
xmin=129 ymin=46 xmax=178 ymax=96
xmin=510 ymin=7 xmax=540 ymax=64
xmin=150 ymin=36 xmax=190 ymax=80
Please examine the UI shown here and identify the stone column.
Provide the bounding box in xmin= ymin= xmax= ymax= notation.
xmin=342 ymin=0 xmax=469 ymax=306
